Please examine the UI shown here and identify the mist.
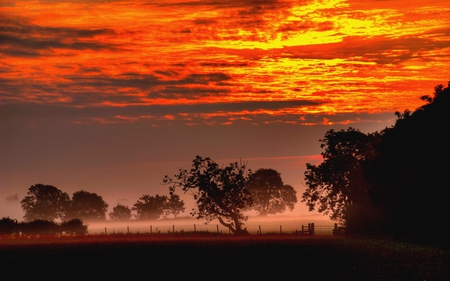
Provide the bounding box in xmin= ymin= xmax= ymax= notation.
xmin=86 ymin=215 xmax=334 ymax=235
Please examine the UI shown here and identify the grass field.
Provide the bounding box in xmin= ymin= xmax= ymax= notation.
xmin=1 ymin=233 xmax=448 ymax=280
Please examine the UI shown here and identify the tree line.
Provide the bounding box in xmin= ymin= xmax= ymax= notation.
xmin=0 ymin=217 xmax=88 ymax=235
xmin=1 ymin=167 xmax=297 ymax=235
xmin=302 ymin=82 xmax=449 ymax=244
xmin=15 ymin=184 xmax=186 ymax=223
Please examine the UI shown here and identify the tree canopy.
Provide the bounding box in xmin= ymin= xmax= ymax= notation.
xmin=246 ymin=168 xmax=297 ymax=216
xmin=66 ymin=190 xmax=109 ymax=221
xmin=302 ymin=128 xmax=379 ymax=222
xmin=132 ymin=194 xmax=169 ymax=220
xmin=20 ymin=184 xmax=70 ymax=222
xmin=109 ymin=203 xmax=132 ymax=221
xmin=163 ymin=194 xmax=186 ymax=218
xmin=164 ymin=156 xmax=252 ymax=234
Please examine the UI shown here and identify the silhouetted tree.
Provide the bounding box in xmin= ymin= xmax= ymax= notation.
xmin=132 ymin=195 xmax=168 ymax=220
xmin=302 ymin=128 xmax=382 ymax=227
xmin=0 ymin=217 xmax=19 ymax=235
xmin=366 ymin=82 xmax=449 ymax=242
xmin=109 ymin=203 xmax=132 ymax=221
xmin=246 ymin=168 xmax=297 ymax=216
xmin=19 ymin=219 xmax=59 ymax=235
xmin=66 ymin=190 xmax=109 ymax=221
xmin=21 ymin=184 xmax=70 ymax=222
xmin=163 ymin=194 xmax=185 ymax=218
xmin=164 ymin=156 xmax=253 ymax=234
xmin=60 ymin=218 xmax=88 ymax=235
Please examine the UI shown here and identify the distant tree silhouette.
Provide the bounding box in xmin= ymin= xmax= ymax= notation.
xmin=66 ymin=190 xmax=109 ymax=221
xmin=132 ymin=195 xmax=168 ymax=220
xmin=246 ymin=168 xmax=297 ymax=216
xmin=109 ymin=203 xmax=132 ymax=221
xmin=163 ymin=194 xmax=185 ymax=218
xmin=164 ymin=156 xmax=252 ymax=234
xmin=0 ymin=217 xmax=19 ymax=235
xmin=302 ymin=128 xmax=382 ymax=229
xmin=60 ymin=218 xmax=88 ymax=235
xmin=366 ymin=82 xmax=449 ymax=242
xmin=21 ymin=184 xmax=70 ymax=222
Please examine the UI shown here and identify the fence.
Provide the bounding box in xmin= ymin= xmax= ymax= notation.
xmin=88 ymin=222 xmax=341 ymax=236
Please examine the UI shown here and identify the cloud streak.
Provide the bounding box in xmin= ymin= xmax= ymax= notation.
xmin=1 ymin=0 xmax=449 ymax=127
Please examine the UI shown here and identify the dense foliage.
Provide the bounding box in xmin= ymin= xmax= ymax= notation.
xmin=132 ymin=193 xmax=185 ymax=220
xmin=0 ymin=217 xmax=88 ymax=235
xmin=246 ymin=168 xmax=297 ymax=216
xmin=303 ymin=82 xmax=450 ymax=243
xmin=66 ymin=190 xmax=109 ymax=221
xmin=109 ymin=203 xmax=132 ymax=221
xmin=365 ymin=82 xmax=449 ymax=242
xmin=20 ymin=185 xmax=109 ymax=222
xmin=20 ymin=184 xmax=70 ymax=222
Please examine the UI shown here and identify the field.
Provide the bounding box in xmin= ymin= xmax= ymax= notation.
xmin=1 ymin=233 xmax=448 ymax=280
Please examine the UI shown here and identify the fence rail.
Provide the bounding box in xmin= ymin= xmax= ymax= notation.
xmin=88 ymin=222 xmax=342 ymax=236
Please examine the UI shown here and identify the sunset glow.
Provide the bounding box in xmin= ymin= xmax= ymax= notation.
xmin=1 ymin=0 xmax=448 ymax=126
xmin=1 ymin=0 xmax=449 ymax=219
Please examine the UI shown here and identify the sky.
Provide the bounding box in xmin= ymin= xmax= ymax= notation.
xmin=1 ymin=0 xmax=449 ymax=221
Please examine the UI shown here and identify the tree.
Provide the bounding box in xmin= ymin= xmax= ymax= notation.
xmin=66 ymin=190 xmax=109 ymax=221
xmin=163 ymin=194 xmax=185 ymax=218
xmin=163 ymin=156 xmax=253 ymax=235
xmin=366 ymin=82 xmax=449 ymax=241
xmin=245 ymin=168 xmax=297 ymax=216
xmin=132 ymin=195 xmax=168 ymax=220
xmin=109 ymin=203 xmax=132 ymax=221
xmin=302 ymin=128 xmax=381 ymax=224
xmin=20 ymin=184 xmax=70 ymax=222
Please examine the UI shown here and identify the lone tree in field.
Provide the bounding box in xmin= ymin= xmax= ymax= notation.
xmin=246 ymin=168 xmax=297 ymax=216
xmin=109 ymin=203 xmax=132 ymax=221
xmin=21 ymin=184 xmax=70 ymax=222
xmin=164 ymin=156 xmax=253 ymax=235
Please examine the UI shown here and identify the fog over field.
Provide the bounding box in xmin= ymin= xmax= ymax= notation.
xmin=87 ymin=215 xmax=334 ymax=235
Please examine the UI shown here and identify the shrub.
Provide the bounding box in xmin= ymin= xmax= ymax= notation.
xmin=60 ymin=218 xmax=88 ymax=235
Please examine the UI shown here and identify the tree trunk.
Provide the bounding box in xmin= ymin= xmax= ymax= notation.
xmin=218 ymin=216 xmax=249 ymax=235
xmin=231 ymin=214 xmax=249 ymax=235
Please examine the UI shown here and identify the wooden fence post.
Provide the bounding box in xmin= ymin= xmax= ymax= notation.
xmin=173 ymin=225 xmax=175 ymax=233
xmin=280 ymin=225 xmax=282 ymax=234
xmin=150 ymin=225 xmax=152 ymax=234
xmin=259 ymin=225 xmax=262 ymax=235
xmin=194 ymin=224 xmax=196 ymax=232
xmin=217 ymin=225 xmax=219 ymax=233
xmin=105 ymin=227 xmax=107 ymax=235
xmin=127 ymin=226 xmax=129 ymax=234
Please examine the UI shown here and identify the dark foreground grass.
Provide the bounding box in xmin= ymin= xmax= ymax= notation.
xmin=1 ymin=234 xmax=448 ymax=280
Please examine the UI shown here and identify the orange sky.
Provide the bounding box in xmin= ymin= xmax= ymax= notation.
xmin=1 ymin=0 xmax=449 ymax=219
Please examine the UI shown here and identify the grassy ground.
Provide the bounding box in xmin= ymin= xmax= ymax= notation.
xmin=1 ymin=234 xmax=448 ymax=280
